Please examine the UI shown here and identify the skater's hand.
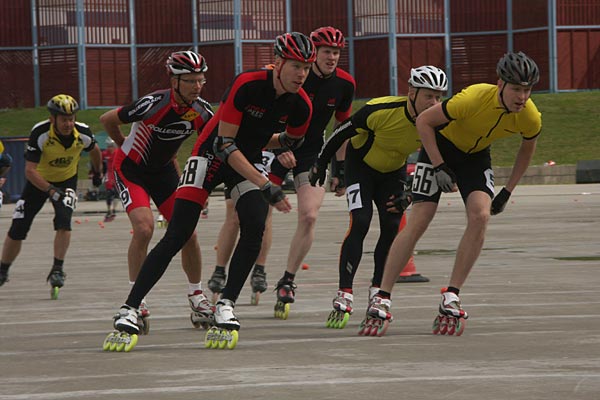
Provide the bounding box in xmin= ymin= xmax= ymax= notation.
xmin=330 ymin=177 xmax=345 ymax=197
xmin=276 ymin=150 xmax=296 ymax=169
xmin=260 ymin=181 xmax=291 ymax=212
xmin=308 ymin=161 xmax=327 ymax=187
xmin=47 ymin=185 xmax=65 ymax=202
xmin=433 ymin=163 xmax=458 ymax=193
xmin=386 ymin=191 xmax=412 ymax=213
xmin=491 ymin=187 xmax=511 ymax=215
xmin=92 ymin=171 xmax=103 ymax=187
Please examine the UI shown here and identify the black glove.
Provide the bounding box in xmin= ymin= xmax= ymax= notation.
xmin=260 ymin=181 xmax=285 ymax=205
xmin=92 ymin=172 xmax=102 ymax=187
xmin=433 ymin=163 xmax=457 ymax=192
xmin=389 ymin=192 xmax=412 ymax=212
xmin=308 ymin=161 xmax=327 ymax=187
xmin=47 ymin=185 xmax=65 ymax=202
xmin=491 ymin=187 xmax=511 ymax=215
xmin=330 ymin=160 xmax=345 ymax=189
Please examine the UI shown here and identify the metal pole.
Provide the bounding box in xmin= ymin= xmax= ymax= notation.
xmin=129 ymin=0 xmax=138 ymax=100
xmin=444 ymin=0 xmax=452 ymax=94
xmin=285 ymin=0 xmax=292 ymax=31
xmin=233 ymin=0 xmax=242 ymax=75
xmin=192 ymin=0 xmax=199 ymax=52
xmin=347 ymin=0 xmax=355 ymax=78
xmin=507 ymin=0 xmax=513 ymax=51
xmin=31 ymin=0 xmax=40 ymax=107
xmin=548 ymin=0 xmax=558 ymax=92
xmin=76 ymin=0 xmax=87 ymax=109
xmin=388 ymin=0 xmax=397 ymax=95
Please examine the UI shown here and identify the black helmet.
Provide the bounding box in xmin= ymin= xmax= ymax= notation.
xmin=47 ymin=94 xmax=79 ymax=115
xmin=496 ymin=51 xmax=540 ymax=86
xmin=274 ymin=32 xmax=316 ymax=63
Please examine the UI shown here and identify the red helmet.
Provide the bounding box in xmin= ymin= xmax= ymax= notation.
xmin=310 ymin=26 xmax=345 ymax=49
xmin=166 ymin=51 xmax=208 ymax=75
xmin=274 ymin=32 xmax=316 ymax=63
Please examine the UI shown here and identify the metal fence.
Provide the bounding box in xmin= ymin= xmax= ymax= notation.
xmin=0 ymin=0 xmax=598 ymax=109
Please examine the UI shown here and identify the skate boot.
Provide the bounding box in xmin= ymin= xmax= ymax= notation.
xmin=46 ymin=269 xmax=66 ymax=300
xmin=250 ymin=266 xmax=268 ymax=305
xmin=432 ymin=288 xmax=468 ymax=336
xmin=138 ymin=299 xmax=150 ymax=335
xmin=368 ymin=286 xmax=380 ymax=304
xmin=208 ymin=267 xmax=227 ymax=304
xmin=326 ymin=290 xmax=354 ymax=329
xmin=358 ymin=294 xmax=393 ymax=337
xmin=273 ymin=277 xmax=296 ymax=320
xmin=205 ymin=299 xmax=239 ymax=350
xmin=0 ymin=270 xmax=8 ymax=287
xmin=103 ymin=305 xmax=140 ymax=352
xmin=189 ymin=290 xmax=214 ymax=330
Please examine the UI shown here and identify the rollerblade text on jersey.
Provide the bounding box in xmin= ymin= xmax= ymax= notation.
xmin=103 ymin=305 xmax=142 ymax=352
xmin=208 ymin=266 xmax=226 ymax=304
xmin=189 ymin=290 xmax=214 ymax=329
xmin=274 ymin=277 xmax=296 ymax=320
xmin=250 ymin=265 xmax=267 ymax=305
xmin=47 ymin=269 xmax=66 ymax=300
xmin=432 ymin=288 xmax=468 ymax=336
xmin=359 ymin=294 xmax=392 ymax=337
xmin=204 ymin=299 xmax=239 ymax=350
xmin=326 ymin=290 xmax=353 ymax=329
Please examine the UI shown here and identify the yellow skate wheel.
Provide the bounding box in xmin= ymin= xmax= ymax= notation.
xmin=204 ymin=328 xmax=216 ymax=348
xmin=50 ymin=287 xmax=59 ymax=300
xmin=102 ymin=332 xmax=115 ymax=351
xmin=338 ymin=312 xmax=350 ymax=329
xmin=123 ymin=334 xmax=138 ymax=352
xmin=226 ymin=330 xmax=239 ymax=350
xmin=250 ymin=291 xmax=260 ymax=306
xmin=218 ymin=331 xmax=228 ymax=349
xmin=109 ymin=335 xmax=119 ymax=351
xmin=210 ymin=329 xmax=221 ymax=349
xmin=280 ymin=303 xmax=290 ymax=320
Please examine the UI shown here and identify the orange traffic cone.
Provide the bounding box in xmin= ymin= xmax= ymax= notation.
xmin=396 ymin=212 xmax=429 ymax=283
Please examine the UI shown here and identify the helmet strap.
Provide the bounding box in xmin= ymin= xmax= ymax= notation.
xmin=498 ymin=81 xmax=511 ymax=112
xmin=275 ymin=59 xmax=293 ymax=95
xmin=174 ymin=76 xmax=194 ymax=109
xmin=409 ymin=88 xmax=420 ymax=119
xmin=313 ymin=59 xmax=333 ymax=79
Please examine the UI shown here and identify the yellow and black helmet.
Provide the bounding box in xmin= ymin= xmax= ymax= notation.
xmin=47 ymin=94 xmax=79 ymax=116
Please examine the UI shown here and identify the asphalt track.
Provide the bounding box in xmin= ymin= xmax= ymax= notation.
xmin=1 ymin=184 xmax=599 ymax=400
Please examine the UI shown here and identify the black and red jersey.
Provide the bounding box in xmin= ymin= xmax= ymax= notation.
xmin=299 ymin=67 xmax=355 ymax=153
xmin=117 ymin=89 xmax=213 ymax=171
xmin=193 ymin=69 xmax=312 ymax=165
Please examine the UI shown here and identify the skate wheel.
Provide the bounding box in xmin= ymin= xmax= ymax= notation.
xmin=274 ymin=301 xmax=290 ymax=320
xmin=141 ymin=317 xmax=150 ymax=335
xmin=250 ymin=291 xmax=260 ymax=306
xmin=325 ymin=310 xmax=336 ymax=328
xmin=204 ymin=327 xmax=217 ymax=348
xmin=439 ymin=316 xmax=449 ymax=335
xmin=357 ymin=319 xmax=367 ymax=335
xmin=369 ymin=319 xmax=381 ymax=337
xmin=338 ymin=312 xmax=350 ymax=329
xmin=218 ymin=332 xmax=228 ymax=349
xmin=455 ymin=318 xmax=466 ymax=336
xmin=123 ymin=334 xmax=138 ymax=352
xmin=50 ymin=286 xmax=59 ymax=300
xmin=447 ymin=317 xmax=457 ymax=335
xmin=376 ymin=320 xmax=389 ymax=337
xmin=432 ymin=315 xmax=442 ymax=335
xmin=102 ymin=332 xmax=115 ymax=351
xmin=226 ymin=330 xmax=239 ymax=350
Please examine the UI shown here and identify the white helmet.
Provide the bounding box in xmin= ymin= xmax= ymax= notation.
xmin=408 ymin=65 xmax=448 ymax=91
xmin=105 ymin=138 xmax=116 ymax=147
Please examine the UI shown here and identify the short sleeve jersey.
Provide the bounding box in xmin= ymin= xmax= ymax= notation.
xmin=300 ymin=67 xmax=355 ymax=153
xmin=440 ymin=83 xmax=542 ymax=153
xmin=193 ymin=69 xmax=312 ymax=165
xmin=117 ymin=89 xmax=213 ymax=171
xmin=25 ymin=120 xmax=96 ymax=182
xmin=348 ymin=96 xmax=421 ymax=173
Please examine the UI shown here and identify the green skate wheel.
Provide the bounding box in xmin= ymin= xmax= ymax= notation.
xmin=226 ymin=330 xmax=238 ymax=350
xmin=102 ymin=332 xmax=115 ymax=351
xmin=337 ymin=312 xmax=350 ymax=329
xmin=123 ymin=334 xmax=138 ymax=352
xmin=50 ymin=286 xmax=59 ymax=300
xmin=325 ymin=310 xmax=336 ymax=328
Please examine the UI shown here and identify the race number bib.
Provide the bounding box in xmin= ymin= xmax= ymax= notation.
xmin=345 ymin=183 xmax=363 ymax=212
xmin=254 ymin=151 xmax=275 ymax=177
xmin=411 ymin=162 xmax=439 ymax=196
xmin=62 ymin=188 xmax=78 ymax=210
xmin=178 ymin=156 xmax=208 ymax=189
xmin=12 ymin=199 xmax=25 ymax=219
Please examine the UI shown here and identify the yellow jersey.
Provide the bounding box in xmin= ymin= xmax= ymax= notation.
xmin=440 ymin=83 xmax=542 ymax=153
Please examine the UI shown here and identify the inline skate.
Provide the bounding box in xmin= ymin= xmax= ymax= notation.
xmin=325 ymin=290 xmax=353 ymax=329
xmin=358 ymin=294 xmax=392 ymax=337
xmin=103 ymin=305 xmax=144 ymax=352
xmin=432 ymin=288 xmax=468 ymax=336
xmin=0 ymin=270 xmax=8 ymax=287
xmin=189 ymin=290 xmax=214 ymax=329
xmin=47 ymin=269 xmax=66 ymax=300
xmin=273 ymin=277 xmax=296 ymax=320
xmin=250 ymin=266 xmax=267 ymax=305
xmin=138 ymin=298 xmax=150 ymax=334
xmin=208 ymin=267 xmax=226 ymax=304
xmin=204 ymin=299 xmax=239 ymax=350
